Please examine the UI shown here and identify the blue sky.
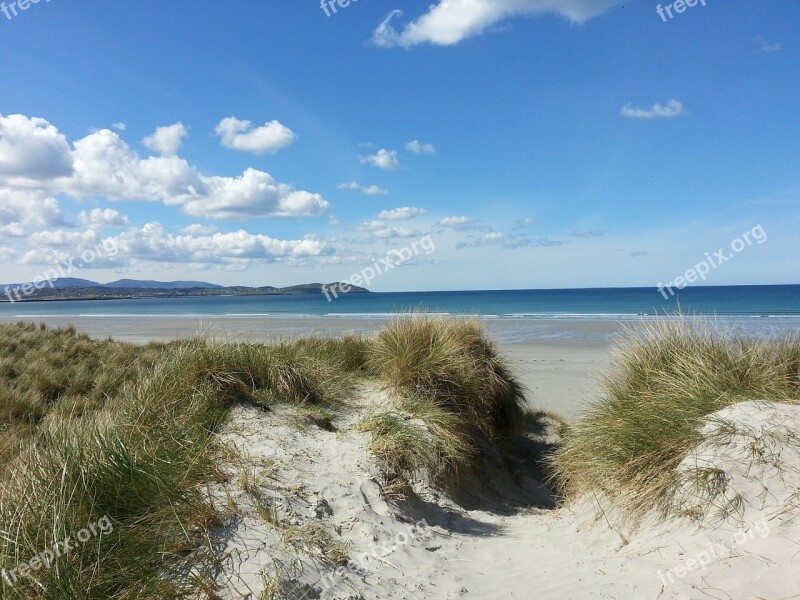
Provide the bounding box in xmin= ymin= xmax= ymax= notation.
xmin=0 ymin=0 xmax=797 ymax=291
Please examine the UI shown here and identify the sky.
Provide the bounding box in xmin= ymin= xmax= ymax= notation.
xmin=0 ymin=0 xmax=798 ymax=291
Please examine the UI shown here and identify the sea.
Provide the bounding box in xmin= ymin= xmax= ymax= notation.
xmin=0 ymin=285 xmax=798 ymax=343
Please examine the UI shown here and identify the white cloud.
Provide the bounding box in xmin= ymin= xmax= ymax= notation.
xmin=372 ymin=1 xmax=621 ymax=47
xmin=338 ymin=181 xmax=362 ymax=190
xmin=79 ymin=208 xmax=130 ymax=229
xmin=142 ymin=122 xmax=188 ymax=156
xmin=0 ymin=189 xmax=65 ymax=238
xmin=181 ymin=223 xmax=219 ymax=235
xmin=0 ymin=114 xmax=73 ymax=183
xmin=111 ymin=122 xmax=126 ymax=131
xmin=355 ymin=219 xmax=417 ymax=239
xmin=180 ymin=168 xmax=329 ymax=220
xmin=621 ymin=99 xmax=684 ymax=119
xmin=360 ymin=149 xmax=401 ymax=170
xmin=0 ymin=116 xmax=327 ymax=221
xmin=338 ymin=181 xmax=389 ymax=195
xmin=405 ymin=140 xmax=436 ymax=154
xmin=361 ymin=185 xmax=390 ymax=196
xmin=571 ymin=229 xmax=606 ymax=238
xmin=215 ymin=117 xmax=296 ymax=154
xmin=438 ymin=216 xmax=474 ymax=229
xmin=68 ymin=129 xmax=204 ymax=203
xmin=109 ymin=222 xmax=329 ymax=265
xmin=378 ymin=207 xmax=428 ymax=220
xmin=19 ymin=222 xmax=330 ymax=268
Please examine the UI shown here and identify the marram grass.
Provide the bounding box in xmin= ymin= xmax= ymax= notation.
xmin=0 ymin=318 xmax=530 ymax=597
xmin=549 ymin=318 xmax=800 ymax=521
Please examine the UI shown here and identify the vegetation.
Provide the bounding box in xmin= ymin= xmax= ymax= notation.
xmin=0 ymin=317 xmax=529 ymax=598
xmin=0 ymin=323 xmax=365 ymax=599
xmin=359 ymin=317 xmax=527 ymax=487
xmin=550 ymin=319 xmax=800 ymax=521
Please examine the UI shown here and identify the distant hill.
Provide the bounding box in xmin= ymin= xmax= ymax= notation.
xmin=1 ymin=279 xmax=370 ymax=302
xmin=104 ymin=279 xmax=224 ymax=289
xmin=33 ymin=278 xmax=100 ymax=288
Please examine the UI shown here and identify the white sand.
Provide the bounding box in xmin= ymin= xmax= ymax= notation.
xmin=207 ymin=390 xmax=800 ymax=599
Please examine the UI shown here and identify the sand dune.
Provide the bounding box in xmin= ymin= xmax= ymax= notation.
xmin=208 ymin=386 xmax=800 ymax=599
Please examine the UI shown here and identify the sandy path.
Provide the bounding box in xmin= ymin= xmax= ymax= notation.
xmin=206 ymin=383 xmax=800 ymax=600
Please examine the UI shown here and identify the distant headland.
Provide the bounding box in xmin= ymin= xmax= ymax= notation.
xmin=0 ymin=278 xmax=370 ymax=303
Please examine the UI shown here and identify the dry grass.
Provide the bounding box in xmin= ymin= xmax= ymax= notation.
xmin=550 ymin=318 xmax=800 ymax=521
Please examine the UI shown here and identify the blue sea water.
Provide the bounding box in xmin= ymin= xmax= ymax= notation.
xmin=0 ymin=285 xmax=798 ymax=319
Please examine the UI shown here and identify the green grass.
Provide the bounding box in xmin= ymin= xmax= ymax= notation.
xmin=0 ymin=322 xmax=365 ymax=599
xmin=549 ymin=318 xmax=800 ymax=521
xmin=360 ymin=317 xmax=527 ymax=487
xmin=0 ymin=317 xmax=536 ymax=597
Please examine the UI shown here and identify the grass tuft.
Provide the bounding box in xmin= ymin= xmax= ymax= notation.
xmin=361 ymin=316 xmax=527 ymax=486
xmin=550 ymin=318 xmax=800 ymax=521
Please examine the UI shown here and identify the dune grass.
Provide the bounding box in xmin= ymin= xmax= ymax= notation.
xmin=0 ymin=322 xmax=363 ymax=599
xmin=359 ymin=317 xmax=527 ymax=487
xmin=0 ymin=317 xmax=534 ymax=596
xmin=550 ymin=319 xmax=800 ymax=521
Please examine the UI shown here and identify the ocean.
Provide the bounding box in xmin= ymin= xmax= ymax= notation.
xmin=1 ymin=285 xmax=799 ymax=344
xmin=1 ymin=285 xmax=798 ymax=319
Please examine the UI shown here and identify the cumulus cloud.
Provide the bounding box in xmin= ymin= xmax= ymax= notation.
xmin=79 ymin=208 xmax=130 ymax=229
xmin=0 ymin=189 xmax=66 ymax=238
xmin=142 ymin=122 xmax=188 ymax=156
xmin=405 ymin=140 xmax=436 ymax=154
xmin=372 ymin=0 xmax=622 ymax=47
xmin=621 ymin=99 xmax=684 ymax=119
xmin=360 ymin=149 xmax=400 ymax=170
xmin=215 ymin=117 xmax=296 ymax=154
xmin=20 ymin=222 xmax=330 ymax=268
xmin=180 ymin=168 xmax=329 ymax=220
xmin=0 ymin=116 xmax=327 ymax=221
xmin=378 ymin=207 xmax=428 ymax=220
xmin=0 ymin=114 xmax=73 ymax=183
xmin=107 ymin=223 xmax=328 ymax=265
xmin=111 ymin=122 xmax=126 ymax=131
